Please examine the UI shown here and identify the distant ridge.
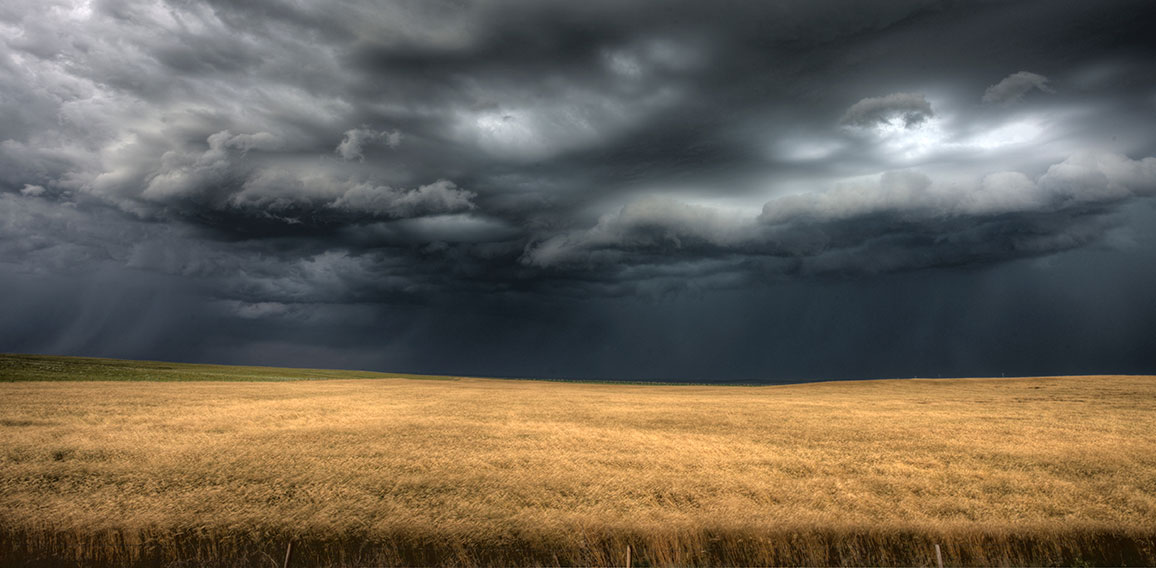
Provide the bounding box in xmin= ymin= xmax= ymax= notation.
xmin=0 ymin=353 xmax=458 ymax=382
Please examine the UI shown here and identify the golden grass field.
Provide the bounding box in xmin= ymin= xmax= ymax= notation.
xmin=1 ymin=355 xmax=1155 ymax=566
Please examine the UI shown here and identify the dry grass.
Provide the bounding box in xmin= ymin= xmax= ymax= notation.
xmin=2 ymin=364 xmax=1155 ymax=566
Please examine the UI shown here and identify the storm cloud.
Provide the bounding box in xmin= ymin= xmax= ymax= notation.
xmin=2 ymin=0 xmax=1155 ymax=380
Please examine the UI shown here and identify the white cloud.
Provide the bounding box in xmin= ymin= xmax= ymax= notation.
xmin=774 ymin=139 xmax=844 ymax=162
xmin=1038 ymin=151 xmax=1156 ymax=202
xmin=346 ymin=214 xmax=520 ymax=244
xmin=335 ymin=127 xmax=402 ymax=161
xmin=452 ymin=85 xmax=680 ymax=161
xmin=964 ymin=117 xmax=1045 ymax=150
xmin=331 ymin=179 xmax=476 ymax=217
xmin=761 ymin=170 xmax=934 ymax=223
xmin=841 ymin=92 xmax=934 ymax=129
xmin=137 ymin=130 xmax=279 ymax=201
xmin=983 ymin=71 xmax=1054 ymax=104
xmin=523 ymin=196 xmax=759 ymax=267
xmin=763 ymin=152 xmax=1156 ymax=223
xmin=230 ymin=166 xmax=476 ymax=218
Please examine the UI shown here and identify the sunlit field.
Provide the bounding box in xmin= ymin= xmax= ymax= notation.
xmin=2 ymin=355 xmax=1154 ymax=566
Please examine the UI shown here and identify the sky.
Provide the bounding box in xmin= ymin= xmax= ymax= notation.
xmin=2 ymin=0 xmax=1155 ymax=382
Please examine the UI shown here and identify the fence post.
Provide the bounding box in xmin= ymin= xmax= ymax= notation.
xmin=935 ymin=543 xmax=943 ymax=568
xmin=626 ymin=544 xmax=631 ymax=568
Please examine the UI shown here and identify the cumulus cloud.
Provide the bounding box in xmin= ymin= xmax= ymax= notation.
xmin=19 ymin=184 xmax=46 ymax=197
xmin=336 ymin=127 xmax=402 ymax=161
xmin=74 ymin=122 xmax=472 ymax=224
xmin=226 ymin=168 xmax=477 ymax=219
xmin=983 ymin=71 xmax=1054 ymax=104
xmin=135 ymin=130 xmax=280 ymax=202
xmin=840 ymin=92 xmax=934 ymax=129
xmin=331 ymin=179 xmax=477 ymax=217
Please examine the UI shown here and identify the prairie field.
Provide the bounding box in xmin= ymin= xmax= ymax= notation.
xmin=1 ymin=355 xmax=1155 ymax=566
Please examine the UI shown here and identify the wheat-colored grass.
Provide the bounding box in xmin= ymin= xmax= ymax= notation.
xmin=1 ymin=359 xmax=1155 ymax=566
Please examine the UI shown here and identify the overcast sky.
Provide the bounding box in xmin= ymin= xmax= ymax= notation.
xmin=2 ymin=0 xmax=1155 ymax=381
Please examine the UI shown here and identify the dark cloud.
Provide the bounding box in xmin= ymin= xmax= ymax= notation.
xmin=2 ymin=0 xmax=1155 ymax=379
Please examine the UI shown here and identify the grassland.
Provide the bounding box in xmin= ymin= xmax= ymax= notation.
xmin=1 ymin=355 xmax=1155 ymax=566
xmin=0 ymin=353 xmax=458 ymax=382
